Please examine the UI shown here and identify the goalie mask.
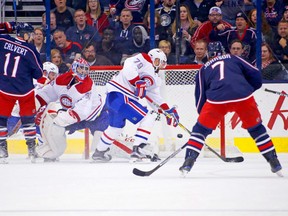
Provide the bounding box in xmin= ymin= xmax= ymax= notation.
xmin=16 ymin=22 xmax=34 ymax=41
xmin=207 ymin=41 xmax=225 ymax=58
xmin=71 ymin=58 xmax=90 ymax=80
xmin=43 ymin=62 xmax=59 ymax=80
xmin=148 ymin=48 xmax=167 ymax=71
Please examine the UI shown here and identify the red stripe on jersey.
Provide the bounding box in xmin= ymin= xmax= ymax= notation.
xmin=129 ymin=76 xmax=141 ymax=86
xmin=141 ymin=53 xmax=152 ymax=64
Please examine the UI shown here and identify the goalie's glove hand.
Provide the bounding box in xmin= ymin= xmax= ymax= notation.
xmin=35 ymin=106 xmax=46 ymax=125
xmin=164 ymin=107 xmax=179 ymax=127
xmin=134 ymin=80 xmax=146 ymax=99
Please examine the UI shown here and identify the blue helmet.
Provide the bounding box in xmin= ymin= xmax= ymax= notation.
xmin=16 ymin=22 xmax=34 ymax=39
xmin=71 ymin=58 xmax=90 ymax=80
xmin=207 ymin=41 xmax=225 ymax=58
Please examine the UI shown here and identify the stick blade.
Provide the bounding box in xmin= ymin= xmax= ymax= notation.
xmin=132 ymin=168 xmax=152 ymax=177
xmin=225 ymin=156 xmax=244 ymax=163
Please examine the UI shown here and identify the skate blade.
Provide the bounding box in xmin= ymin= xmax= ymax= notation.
xmin=180 ymin=169 xmax=189 ymax=178
xmin=276 ymin=170 xmax=284 ymax=177
xmin=0 ymin=158 xmax=8 ymax=164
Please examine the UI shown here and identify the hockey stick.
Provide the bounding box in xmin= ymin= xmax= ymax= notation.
xmin=264 ymin=88 xmax=288 ymax=97
xmin=13 ymin=0 xmax=17 ymax=23
xmin=133 ymin=97 xmax=244 ymax=177
xmin=145 ymin=96 xmax=244 ymax=163
xmin=8 ymin=118 xmax=22 ymax=137
xmin=133 ymin=144 xmax=185 ymax=177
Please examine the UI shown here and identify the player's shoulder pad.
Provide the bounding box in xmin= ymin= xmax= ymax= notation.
xmin=75 ymin=76 xmax=93 ymax=94
xmin=141 ymin=53 xmax=152 ymax=64
xmin=55 ymin=71 xmax=75 ymax=86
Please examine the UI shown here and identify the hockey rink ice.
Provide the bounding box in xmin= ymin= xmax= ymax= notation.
xmin=0 ymin=153 xmax=287 ymax=216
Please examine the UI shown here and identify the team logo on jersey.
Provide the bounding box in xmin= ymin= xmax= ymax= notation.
xmin=160 ymin=14 xmax=171 ymax=27
xmin=60 ymin=95 xmax=73 ymax=109
xmin=125 ymin=0 xmax=145 ymax=11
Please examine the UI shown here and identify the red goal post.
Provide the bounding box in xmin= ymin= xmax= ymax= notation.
xmin=86 ymin=65 xmax=228 ymax=159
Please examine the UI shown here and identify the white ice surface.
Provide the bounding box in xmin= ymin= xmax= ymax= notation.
xmin=0 ymin=153 xmax=287 ymax=216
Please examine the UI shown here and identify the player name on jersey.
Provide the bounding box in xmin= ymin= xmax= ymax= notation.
xmin=3 ymin=42 xmax=28 ymax=56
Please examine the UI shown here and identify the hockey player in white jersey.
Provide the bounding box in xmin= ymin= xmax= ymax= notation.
xmin=35 ymin=58 xmax=108 ymax=161
xmin=92 ymin=48 xmax=180 ymax=162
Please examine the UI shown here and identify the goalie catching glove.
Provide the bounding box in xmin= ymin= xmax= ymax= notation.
xmin=160 ymin=104 xmax=179 ymax=127
xmin=134 ymin=80 xmax=146 ymax=99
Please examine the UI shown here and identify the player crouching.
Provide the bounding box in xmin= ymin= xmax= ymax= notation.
xmin=35 ymin=58 xmax=107 ymax=161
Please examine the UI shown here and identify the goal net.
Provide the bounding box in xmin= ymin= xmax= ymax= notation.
xmin=86 ymin=65 xmax=240 ymax=159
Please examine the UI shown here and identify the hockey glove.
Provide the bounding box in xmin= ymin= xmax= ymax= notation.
xmin=164 ymin=107 xmax=179 ymax=127
xmin=134 ymin=80 xmax=147 ymax=99
xmin=0 ymin=22 xmax=15 ymax=33
xmin=35 ymin=106 xmax=46 ymax=125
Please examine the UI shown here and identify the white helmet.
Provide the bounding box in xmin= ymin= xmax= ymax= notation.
xmin=148 ymin=48 xmax=167 ymax=71
xmin=43 ymin=62 xmax=59 ymax=75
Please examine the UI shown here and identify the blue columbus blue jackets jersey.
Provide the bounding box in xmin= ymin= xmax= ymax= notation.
xmin=0 ymin=34 xmax=43 ymax=95
xmin=195 ymin=54 xmax=262 ymax=113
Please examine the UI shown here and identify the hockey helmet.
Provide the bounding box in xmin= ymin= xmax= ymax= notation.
xmin=71 ymin=58 xmax=90 ymax=80
xmin=43 ymin=62 xmax=59 ymax=80
xmin=148 ymin=48 xmax=167 ymax=71
xmin=207 ymin=41 xmax=225 ymax=58
xmin=16 ymin=22 xmax=34 ymax=40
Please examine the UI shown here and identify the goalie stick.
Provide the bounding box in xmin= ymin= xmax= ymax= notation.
xmin=132 ymin=97 xmax=244 ymax=177
xmin=264 ymin=88 xmax=288 ymax=97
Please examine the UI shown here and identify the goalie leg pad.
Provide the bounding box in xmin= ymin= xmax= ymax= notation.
xmin=37 ymin=104 xmax=67 ymax=159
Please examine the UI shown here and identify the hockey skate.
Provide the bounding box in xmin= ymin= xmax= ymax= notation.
xmin=130 ymin=143 xmax=151 ymax=163
xmin=27 ymin=141 xmax=37 ymax=163
xmin=268 ymin=157 xmax=283 ymax=177
xmin=179 ymin=157 xmax=195 ymax=176
xmin=43 ymin=158 xmax=59 ymax=163
xmin=0 ymin=141 xmax=8 ymax=164
xmin=92 ymin=148 xmax=112 ymax=162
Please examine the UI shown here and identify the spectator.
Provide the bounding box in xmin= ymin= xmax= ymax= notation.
xmin=109 ymin=0 xmax=149 ymax=23
xmin=229 ymin=39 xmax=245 ymax=57
xmin=42 ymin=12 xmax=63 ymax=49
xmin=121 ymin=25 xmax=150 ymax=64
xmin=281 ymin=6 xmax=288 ymax=21
xmin=248 ymin=8 xmax=274 ymax=46
xmin=51 ymin=49 xmax=69 ymax=74
xmin=156 ymin=0 xmax=177 ymax=33
xmin=259 ymin=42 xmax=285 ymax=80
xmin=171 ymin=4 xmax=197 ymax=59
xmin=190 ymin=39 xmax=208 ymax=64
xmin=114 ymin=9 xmax=135 ymax=49
xmin=66 ymin=9 xmax=101 ymax=47
xmin=53 ymin=29 xmax=82 ymax=67
xmin=210 ymin=12 xmax=257 ymax=62
xmin=96 ymin=26 xmax=122 ymax=65
xmin=142 ymin=10 xmax=169 ymax=46
xmin=262 ymin=0 xmax=285 ymax=32
xmin=82 ymin=43 xmax=114 ymax=65
xmin=85 ymin=0 xmax=110 ymax=34
xmin=215 ymin=0 xmax=247 ymax=26
xmin=270 ymin=20 xmax=288 ymax=62
xmin=190 ymin=6 xmax=231 ymax=49
xmin=159 ymin=40 xmax=176 ymax=64
xmin=181 ymin=0 xmax=215 ymax=24
xmin=32 ymin=27 xmax=47 ymax=63
xmin=51 ymin=0 xmax=75 ymax=31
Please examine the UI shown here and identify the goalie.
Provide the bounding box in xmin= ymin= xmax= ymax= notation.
xmin=35 ymin=58 xmax=108 ymax=161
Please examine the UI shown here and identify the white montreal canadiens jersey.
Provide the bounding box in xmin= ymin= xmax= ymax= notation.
xmin=106 ymin=53 xmax=164 ymax=105
xmin=37 ymin=71 xmax=102 ymax=121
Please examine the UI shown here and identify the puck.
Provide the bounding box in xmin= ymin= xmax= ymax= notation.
xmin=177 ymin=134 xmax=183 ymax=138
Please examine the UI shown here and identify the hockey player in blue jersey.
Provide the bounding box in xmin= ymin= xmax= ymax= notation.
xmin=0 ymin=22 xmax=43 ymax=163
xmin=179 ymin=42 xmax=283 ymax=177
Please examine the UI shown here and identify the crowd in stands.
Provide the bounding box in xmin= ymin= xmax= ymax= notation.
xmin=33 ymin=0 xmax=288 ymax=81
